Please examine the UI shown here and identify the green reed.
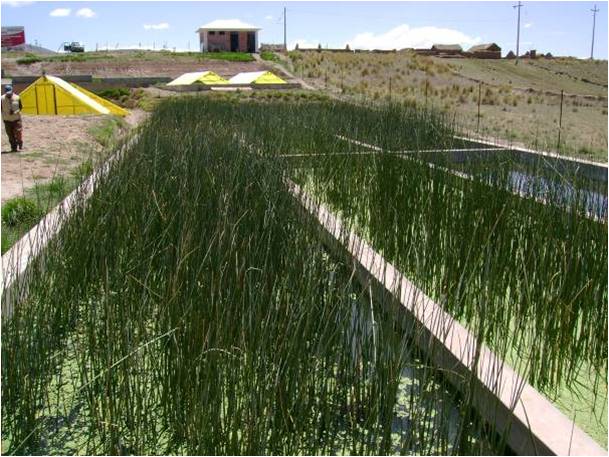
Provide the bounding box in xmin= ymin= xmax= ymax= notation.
xmin=1 ymin=98 xmax=512 ymax=455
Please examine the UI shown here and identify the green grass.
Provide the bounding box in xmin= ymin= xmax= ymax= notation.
xmin=1 ymin=175 xmax=77 ymax=254
xmin=87 ymin=115 xmax=127 ymax=148
xmin=200 ymin=51 xmax=254 ymax=62
xmin=14 ymin=53 xmax=42 ymax=65
xmin=151 ymin=50 xmax=254 ymax=62
xmin=261 ymin=51 xmax=280 ymax=62
xmin=15 ymin=52 xmax=115 ymax=65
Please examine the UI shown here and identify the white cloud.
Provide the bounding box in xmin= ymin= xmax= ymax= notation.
xmin=49 ymin=7 xmax=70 ymax=16
xmin=524 ymin=22 xmax=533 ymax=29
xmin=2 ymin=0 xmax=35 ymax=7
xmin=289 ymin=38 xmax=320 ymax=50
xmin=144 ymin=22 xmax=170 ymax=30
xmin=76 ymin=7 xmax=96 ymax=18
xmin=265 ymin=15 xmax=273 ymax=20
xmin=344 ymin=24 xmax=481 ymax=51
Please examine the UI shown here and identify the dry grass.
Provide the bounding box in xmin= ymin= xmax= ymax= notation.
xmin=286 ymin=51 xmax=608 ymax=161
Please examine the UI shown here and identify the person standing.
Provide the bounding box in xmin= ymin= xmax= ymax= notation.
xmin=1 ymin=84 xmax=23 ymax=152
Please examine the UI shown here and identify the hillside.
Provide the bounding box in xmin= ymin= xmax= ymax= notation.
xmin=2 ymin=49 xmax=606 ymax=161
xmin=283 ymin=51 xmax=608 ymax=161
xmin=0 ymin=50 xmax=273 ymax=79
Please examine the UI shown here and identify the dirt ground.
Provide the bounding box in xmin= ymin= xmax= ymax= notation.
xmin=1 ymin=110 xmax=147 ymax=202
xmin=1 ymin=52 xmax=269 ymax=78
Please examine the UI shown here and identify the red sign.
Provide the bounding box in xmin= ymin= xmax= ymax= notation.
xmin=1 ymin=27 xmax=26 ymax=48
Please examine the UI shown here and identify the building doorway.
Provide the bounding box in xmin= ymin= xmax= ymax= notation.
xmin=247 ymin=32 xmax=256 ymax=53
xmin=230 ymin=32 xmax=239 ymax=52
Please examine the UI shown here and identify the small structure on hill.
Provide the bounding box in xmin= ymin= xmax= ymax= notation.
xmin=228 ymin=71 xmax=286 ymax=85
xmin=505 ymin=50 xmax=516 ymax=59
xmin=167 ymin=71 xmax=228 ymax=86
xmin=20 ymin=75 xmax=128 ymax=116
xmin=468 ymin=43 xmax=501 ymax=59
xmin=196 ymin=19 xmax=260 ymax=53
xmin=431 ymin=44 xmax=463 ymax=56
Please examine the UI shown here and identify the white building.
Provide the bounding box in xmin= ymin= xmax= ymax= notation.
xmin=196 ymin=19 xmax=261 ymax=53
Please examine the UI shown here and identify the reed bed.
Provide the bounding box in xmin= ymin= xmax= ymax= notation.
xmin=163 ymin=97 xmax=608 ymax=443
xmin=1 ymin=98 xmax=514 ymax=455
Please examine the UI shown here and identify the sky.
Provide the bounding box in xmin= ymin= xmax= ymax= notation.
xmin=1 ymin=1 xmax=607 ymax=59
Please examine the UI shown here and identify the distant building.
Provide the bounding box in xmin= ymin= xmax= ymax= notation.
xmin=505 ymin=50 xmax=516 ymax=59
xmin=196 ymin=19 xmax=261 ymax=53
xmin=431 ymin=44 xmax=463 ymax=55
xmin=468 ymin=43 xmax=502 ymax=59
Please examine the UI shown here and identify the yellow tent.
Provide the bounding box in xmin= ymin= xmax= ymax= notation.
xmin=167 ymin=71 xmax=228 ymax=86
xmin=228 ymin=71 xmax=287 ymax=85
xmin=20 ymin=75 xmax=129 ymax=117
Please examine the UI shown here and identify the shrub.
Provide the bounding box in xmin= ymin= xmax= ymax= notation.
xmin=260 ymin=51 xmax=279 ymax=62
xmin=16 ymin=54 xmax=42 ymax=65
xmin=200 ymin=52 xmax=254 ymax=62
xmin=1 ymin=197 xmax=41 ymax=227
xmin=94 ymin=87 xmax=130 ymax=100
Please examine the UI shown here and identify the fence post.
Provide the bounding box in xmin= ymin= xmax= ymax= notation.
xmin=389 ymin=76 xmax=392 ymax=101
xmin=425 ymin=80 xmax=429 ymax=109
xmin=477 ymin=82 xmax=482 ymax=133
xmin=557 ymin=89 xmax=564 ymax=152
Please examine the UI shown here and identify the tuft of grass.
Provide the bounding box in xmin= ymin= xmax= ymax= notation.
xmin=260 ymin=51 xmax=280 ymax=62
xmin=15 ymin=53 xmax=42 ymax=65
xmin=1 ymin=197 xmax=41 ymax=227
xmin=87 ymin=115 xmax=127 ymax=148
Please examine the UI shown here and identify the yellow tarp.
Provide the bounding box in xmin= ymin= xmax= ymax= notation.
xmin=167 ymin=71 xmax=228 ymax=86
xmin=251 ymin=71 xmax=286 ymax=85
xmin=20 ymin=75 xmax=128 ymax=117
xmin=228 ymin=71 xmax=287 ymax=85
xmin=73 ymin=84 xmax=129 ymax=117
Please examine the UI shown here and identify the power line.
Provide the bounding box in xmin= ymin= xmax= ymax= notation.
xmin=590 ymin=4 xmax=599 ymax=59
xmin=513 ymin=1 xmax=523 ymax=65
xmin=283 ymin=7 xmax=287 ymax=51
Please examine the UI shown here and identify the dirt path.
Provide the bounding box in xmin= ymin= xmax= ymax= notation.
xmin=1 ymin=110 xmax=147 ymax=202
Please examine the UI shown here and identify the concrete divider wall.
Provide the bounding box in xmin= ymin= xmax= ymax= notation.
xmin=287 ymin=179 xmax=605 ymax=456
xmin=161 ymin=82 xmax=302 ymax=92
xmin=11 ymin=75 xmax=93 ymax=84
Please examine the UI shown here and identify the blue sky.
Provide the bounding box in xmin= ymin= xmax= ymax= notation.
xmin=1 ymin=1 xmax=607 ymax=58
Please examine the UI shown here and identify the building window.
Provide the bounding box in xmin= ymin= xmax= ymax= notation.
xmin=219 ymin=31 xmax=225 ymax=35
xmin=209 ymin=31 xmax=215 ymax=35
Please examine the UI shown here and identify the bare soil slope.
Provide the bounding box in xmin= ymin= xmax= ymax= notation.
xmin=2 ymin=50 xmax=276 ymax=78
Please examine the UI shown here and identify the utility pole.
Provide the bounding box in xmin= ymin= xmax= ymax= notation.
xmin=283 ymin=7 xmax=287 ymax=52
xmin=513 ymin=1 xmax=523 ymax=64
xmin=590 ymin=5 xmax=599 ymax=59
